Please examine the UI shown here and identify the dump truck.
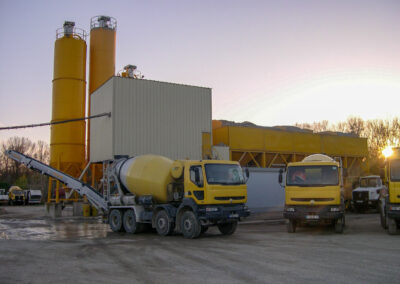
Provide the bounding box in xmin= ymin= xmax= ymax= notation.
xmin=279 ymin=154 xmax=345 ymax=233
xmin=352 ymin=175 xmax=384 ymax=212
xmin=8 ymin=186 xmax=25 ymax=205
xmin=5 ymin=150 xmax=250 ymax=238
xmin=379 ymin=147 xmax=400 ymax=234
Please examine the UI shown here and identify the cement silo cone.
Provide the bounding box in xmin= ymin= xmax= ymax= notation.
xmin=50 ymin=21 xmax=87 ymax=176
xmin=89 ymin=15 xmax=116 ymax=94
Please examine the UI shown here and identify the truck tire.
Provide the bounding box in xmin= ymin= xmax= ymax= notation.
xmin=387 ymin=215 xmax=397 ymax=235
xmin=109 ymin=209 xmax=124 ymax=232
xmin=217 ymin=221 xmax=237 ymax=235
xmin=155 ymin=210 xmax=174 ymax=236
xmin=335 ymin=216 xmax=345 ymax=234
xmin=123 ymin=209 xmax=139 ymax=234
xmin=181 ymin=211 xmax=201 ymax=239
xmin=287 ymin=219 xmax=296 ymax=233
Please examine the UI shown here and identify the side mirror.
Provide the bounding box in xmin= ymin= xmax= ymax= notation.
xmin=278 ymin=168 xmax=283 ymax=184
xmin=343 ymin=168 xmax=348 ymax=178
xmin=245 ymin=168 xmax=249 ymax=179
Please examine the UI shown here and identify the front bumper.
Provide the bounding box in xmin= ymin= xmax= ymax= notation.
xmin=197 ymin=204 xmax=250 ymax=222
xmin=283 ymin=205 xmax=344 ymax=221
xmin=386 ymin=203 xmax=400 ymax=219
xmin=352 ymin=199 xmax=379 ymax=208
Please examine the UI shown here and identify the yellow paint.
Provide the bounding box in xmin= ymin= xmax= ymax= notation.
xmin=202 ymin=132 xmax=212 ymax=159
xmin=122 ymin=155 xmax=247 ymax=206
xmin=83 ymin=204 xmax=91 ymax=217
xmin=87 ymin=24 xmax=116 ymax=161
xmin=213 ymin=126 xmax=368 ymax=157
xmin=387 ymin=148 xmax=400 ymax=203
xmin=50 ymin=32 xmax=86 ymax=179
xmin=285 ymin=157 xmax=342 ymax=206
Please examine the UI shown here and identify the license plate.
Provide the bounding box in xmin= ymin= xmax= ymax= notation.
xmin=306 ymin=215 xmax=319 ymax=220
xmin=356 ymin=200 xmax=364 ymax=203
xmin=229 ymin=214 xmax=239 ymax=218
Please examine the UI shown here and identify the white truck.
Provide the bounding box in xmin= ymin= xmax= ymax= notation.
xmin=352 ymin=175 xmax=384 ymax=212
xmin=0 ymin=189 xmax=9 ymax=204
xmin=24 ymin=189 xmax=42 ymax=205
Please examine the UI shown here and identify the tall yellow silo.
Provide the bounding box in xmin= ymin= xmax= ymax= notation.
xmin=88 ymin=16 xmax=117 ymax=161
xmin=50 ymin=21 xmax=87 ymax=202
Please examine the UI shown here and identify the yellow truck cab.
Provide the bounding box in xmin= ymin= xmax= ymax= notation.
xmin=8 ymin=186 xmax=25 ymax=205
xmin=379 ymin=147 xmax=400 ymax=234
xmin=279 ymin=154 xmax=345 ymax=233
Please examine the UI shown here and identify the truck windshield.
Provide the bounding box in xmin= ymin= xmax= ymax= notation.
xmin=205 ymin=164 xmax=245 ymax=185
xmin=360 ymin=178 xmax=380 ymax=187
xmin=390 ymin=160 xmax=400 ymax=181
xmin=13 ymin=190 xmax=23 ymax=195
xmin=286 ymin=165 xmax=339 ymax=186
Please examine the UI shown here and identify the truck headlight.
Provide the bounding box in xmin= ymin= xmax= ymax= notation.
xmin=330 ymin=207 xmax=340 ymax=212
xmin=206 ymin=207 xmax=219 ymax=212
xmin=286 ymin=207 xmax=295 ymax=212
xmin=389 ymin=206 xmax=400 ymax=211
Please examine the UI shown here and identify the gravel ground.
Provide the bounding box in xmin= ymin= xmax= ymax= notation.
xmin=0 ymin=206 xmax=399 ymax=284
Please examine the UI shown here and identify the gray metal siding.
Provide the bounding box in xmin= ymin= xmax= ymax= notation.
xmin=90 ymin=77 xmax=211 ymax=161
xmin=90 ymin=79 xmax=114 ymax=162
xmin=112 ymin=77 xmax=211 ymax=160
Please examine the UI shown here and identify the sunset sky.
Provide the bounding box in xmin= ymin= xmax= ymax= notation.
xmin=0 ymin=0 xmax=399 ymax=143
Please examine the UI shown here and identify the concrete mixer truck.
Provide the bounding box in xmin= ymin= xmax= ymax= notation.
xmin=5 ymin=150 xmax=250 ymax=239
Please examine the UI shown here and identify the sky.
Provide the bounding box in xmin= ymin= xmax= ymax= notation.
xmin=0 ymin=0 xmax=399 ymax=143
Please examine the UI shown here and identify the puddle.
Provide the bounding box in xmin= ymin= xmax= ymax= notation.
xmin=0 ymin=216 xmax=110 ymax=241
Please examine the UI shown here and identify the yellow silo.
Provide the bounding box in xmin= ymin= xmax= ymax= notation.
xmin=88 ymin=15 xmax=116 ymax=161
xmin=50 ymin=21 xmax=87 ymax=195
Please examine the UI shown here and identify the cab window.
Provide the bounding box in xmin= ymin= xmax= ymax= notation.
xmin=190 ymin=166 xmax=204 ymax=187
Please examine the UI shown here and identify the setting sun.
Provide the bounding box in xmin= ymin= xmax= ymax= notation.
xmin=382 ymin=146 xmax=393 ymax=158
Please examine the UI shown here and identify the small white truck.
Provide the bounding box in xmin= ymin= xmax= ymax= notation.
xmin=0 ymin=189 xmax=9 ymax=204
xmin=352 ymin=175 xmax=384 ymax=212
xmin=24 ymin=189 xmax=42 ymax=205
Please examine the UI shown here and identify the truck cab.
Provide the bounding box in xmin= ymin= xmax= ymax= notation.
xmin=279 ymin=154 xmax=345 ymax=233
xmin=352 ymin=175 xmax=384 ymax=212
xmin=379 ymin=147 xmax=400 ymax=234
xmin=8 ymin=186 xmax=25 ymax=205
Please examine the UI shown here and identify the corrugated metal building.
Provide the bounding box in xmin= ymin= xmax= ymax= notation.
xmin=90 ymin=77 xmax=212 ymax=162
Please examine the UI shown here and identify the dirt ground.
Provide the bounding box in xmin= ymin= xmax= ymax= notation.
xmin=0 ymin=205 xmax=399 ymax=284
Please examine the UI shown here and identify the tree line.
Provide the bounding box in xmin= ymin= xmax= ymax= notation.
xmin=295 ymin=117 xmax=400 ymax=173
xmin=0 ymin=137 xmax=49 ymax=191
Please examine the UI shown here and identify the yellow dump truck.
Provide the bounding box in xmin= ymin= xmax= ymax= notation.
xmin=8 ymin=186 xmax=25 ymax=205
xmin=6 ymin=150 xmax=250 ymax=239
xmin=379 ymin=147 xmax=400 ymax=234
xmin=279 ymin=154 xmax=345 ymax=233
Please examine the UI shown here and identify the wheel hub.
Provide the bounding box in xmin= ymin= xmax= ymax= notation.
xmin=183 ymin=219 xmax=192 ymax=231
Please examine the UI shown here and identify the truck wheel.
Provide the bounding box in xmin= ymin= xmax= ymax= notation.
xmin=218 ymin=221 xmax=237 ymax=235
xmin=334 ymin=217 xmax=344 ymax=234
xmin=181 ymin=211 xmax=201 ymax=239
xmin=287 ymin=219 xmax=296 ymax=233
xmin=123 ymin=209 xmax=139 ymax=234
xmin=387 ymin=215 xmax=397 ymax=235
xmin=109 ymin=209 xmax=124 ymax=232
xmin=155 ymin=210 xmax=174 ymax=236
